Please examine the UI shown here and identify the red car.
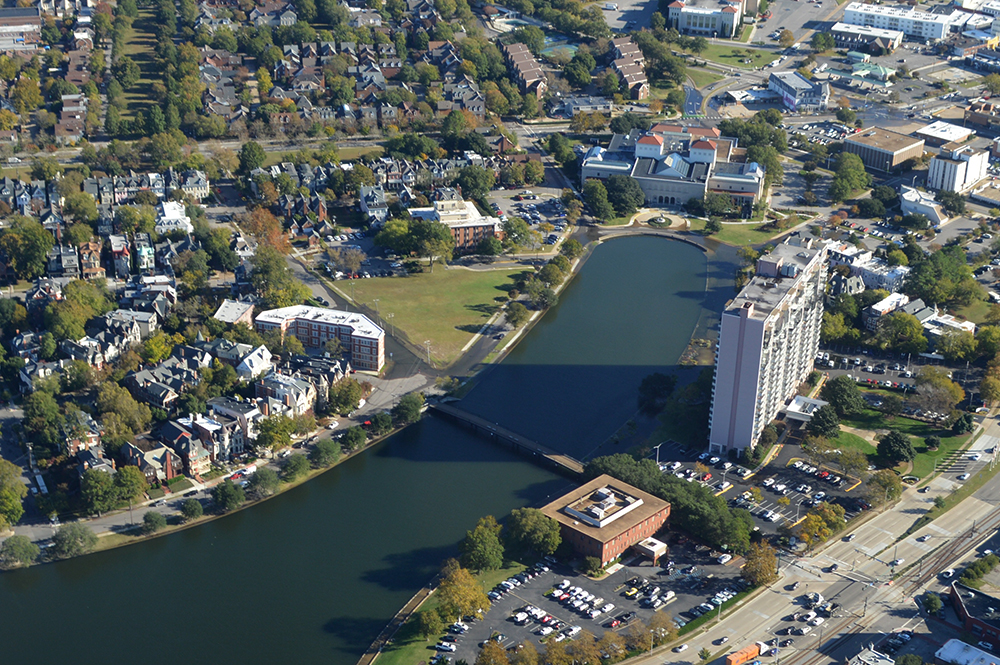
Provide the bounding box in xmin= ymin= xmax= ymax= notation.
xmin=819 ymin=471 xmax=829 ymax=479
xmin=702 ymin=473 xmax=712 ymax=481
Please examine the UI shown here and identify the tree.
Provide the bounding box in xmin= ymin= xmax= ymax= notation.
xmin=181 ymin=498 xmax=203 ymax=521
xmin=0 ymin=535 xmax=39 ymax=569
xmin=936 ymin=190 xmax=966 ymax=217
xmin=417 ymin=608 xmax=444 ymax=639
xmin=807 ymin=404 xmax=840 ymax=439
xmin=239 ymin=141 xmax=266 ymax=175
xmin=309 ymin=439 xmax=341 ymax=467
xmin=915 ymin=367 xmax=964 ymax=414
xmin=953 ymin=413 xmax=975 ymax=435
xmin=504 ymin=507 xmax=561 ymax=555
xmin=798 ymin=502 xmax=846 ymax=547
xmin=583 ymin=179 xmax=615 ymax=221
xmin=779 ymin=30 xmax=795 ymax=48
xmin=878 ymin=430 xmax=915 ymax=464
xmin=341 ymin=426 xmax=367 ymax=451
xmin=456 ymin=165 xmax=495 ymax=200
xmin=329 ymin=378 xmax=364 ymax=415
xmin=113 ymin=465 xmax=148 ymax=504
xmin=876 ymin=312 xmax=928 ymax=355
xmin=0 ymin=216 xmax=55 ymax=280
xmin=821 ymin=375 xmax=866 ymax=416
xmin=0 ymin=458 xmax=26 ymax=530
xmin=460 ymin=515 xmax=505 ymax=571
xmin=835 ymin=107 xmax=856 ymax=125
xmin=51 ymin=523 xmax=98 ymax=559
xmin=506 ymin=301 xmax=529 ymax=328
xmin=246 ymin=467 xmax=281 ymax=499
xmin=811 ymin=32 xmax=834 ymax=51
xmin=923 ymin=592 xmax=943 ymax=614
xmin=81 ymin=468 xmax=118 ymax=515
xmin=560 ymin=239 xmax=584 ymax=260
xmin=281 ymin=454 xmax=309 ymax=481
xmin=478 ymin=641 xmax=511 ymax=665
xmin=981 ymin=375 xmax=1000 ymax=407
xmin=437 ymin=561 xmax=491 ymax=620
xmin=866 ymin=469 xmax=903 ymax=507
xmin=605 ymin=175 xmax=645 ymax=217
xmin=938 ymin=329 xmax=977 ymax=362
xmin=637 ymin=372 xmax=677 ymax=414
xmin=392 ymin=392 xmax=425 ymax=425
xmin=112 ymin=55 xmax=141 ymax=88
xmin=699 ymin=648 xmax=712 ymax=662
xmin=212 ymin=478 xmax=246 ymax=513
xmin=143 ymin=510 xmax=167 ymax=534
xmin=741 ymin=541 xmax=778 ymax=586
xmin=986 ymin=74 xmax=1000 ymax=95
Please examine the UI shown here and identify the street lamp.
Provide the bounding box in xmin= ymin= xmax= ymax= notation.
xmin=652 ymin=442 xmax=665 ymax=466
xmin=386 ymin=312 xmax=394 ymax=337
xmin=372 ymin=298 xmax=380 ymax=324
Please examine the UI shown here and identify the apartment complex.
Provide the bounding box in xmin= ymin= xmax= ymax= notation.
xmin=407 ymin=187 xmax=503 ymax=252
xmin=502 ymin=42 xmax=547 ymax=98
xmin=768 ymin=71 xmax=830 ymax=112
xmin=709 ymin=240 xmax=827 ymax=454
xmin=0 ymin=8 xmax=41 ymax=51
xmin=843 ymin=2 xmax=951 ymax=41
xmin=254 ymin=305 xmax=385 ymax=371
xmin=581 ymin=125 xmax=766 ymax=209
xmin=928 ymin=142 xmax=989 ymax=193
xmin=843 ymin=127 xmax=925 ymax=171
xmin=609 ymin=37 xmax=649 ymax=100
xmin=665 ymin=0 xmax=749 ymax=39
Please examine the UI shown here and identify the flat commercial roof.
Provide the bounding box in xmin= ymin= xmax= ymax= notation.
xmin=213 ymin=299 xmax=254 ymax=324
xmin=954 ymin=582 xmax=1000 ymax=630
xmin=846 ymin=127 xmax=924 ymax=155
xmin=255 ymin=305 xmax=384 ymax=340
xmin=935 ymin=639 xmax=995 ymax=665
xmin=916 ymin=120 xmax=974 ymax=143
xmin=727 ymin=243 xmax=822 ymax=320
xmin=540 ymin=474 xmax=670 ymax=544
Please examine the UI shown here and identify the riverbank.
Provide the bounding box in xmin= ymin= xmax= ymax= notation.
xmin=1 ymin=420 xmax=414 ymax=572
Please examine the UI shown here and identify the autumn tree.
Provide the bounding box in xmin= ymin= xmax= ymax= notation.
xmin=741 ymin=541 xmax=778 ymax=587
xmin=478 ymin=641 xmax=511 ymax=665
xmin=436 ymin=560 xmax=490 ymax=620
xmin=798 ymin=502 xmax=846 ymax=548
xmin=866 ymin=469 xmax=903 ymax=507
xmin=460 ymin=515 xmax=504 ymax=571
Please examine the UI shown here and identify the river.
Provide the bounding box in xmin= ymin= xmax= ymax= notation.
xmin=0 ymin=235 xmax=710 ymax=665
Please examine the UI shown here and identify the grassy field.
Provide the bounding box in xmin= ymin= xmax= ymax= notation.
xmin=954 ymin=298 xmax=993 ymax=324
xmin=685 ymin=45 xmax=780 ymax=70
xmin=688 ymin=218 xmax=801 ymax=246
xmin=377 ymin=562 xmax=528 ymax=665
xmin=737 ymin=25 xmax=753 ymax=43
xmin=834 ymin=430 xmax=876 ymax=454
xmin=688 ymin=68 xmax=725 ymax=89
xmin=840 ymin=408 xmax=972 ymax=478
xmin=339 ymin=267 xmax=526 ymax=367
xmin=121 ymin=7 xmax=159 ymax=120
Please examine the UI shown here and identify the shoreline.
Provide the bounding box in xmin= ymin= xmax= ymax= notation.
xmin=2 ymin=233 xmax=717 ymax=579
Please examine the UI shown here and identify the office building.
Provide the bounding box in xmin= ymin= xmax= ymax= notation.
xmin=843 ymin=2 xmax=951 ymax=41
xmin=539 ymin=475 xmax=671 ymax=565
xmin=843 ymin=128 xmax=925 ymax=171
xmin=709 ymin=240 xmax=827 ymax=454
xmin=927 ymin=142 xmax=989 ymax=193
xmin=0 ymin=8 xmax=41 ymax=51
xmin=900 ymin=185 xmax=948 ymax=225
xmin=665 ymin=0 xmax=747 ymax=39
xmin=915 ymin=120 xmax=975 ymax=146
xmin=255 ymin=305 xmax=385 ymax=371
xmin=948 ymin=584 xmax=1000 ymax=651
xmin=768 ymin=71 xmax=830 ymax=112
xmin=407 ymin=187 xmax=503 ymax=252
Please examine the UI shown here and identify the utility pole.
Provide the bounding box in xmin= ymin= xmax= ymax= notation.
xmin=372 ymin=298 xmax=380 ymax=324
xmin=652 ymin=442 xmax=664 ymax=466
xmin=386 ymin=312 xmax=394 ymax=338
xmin=424 ymin=340 xmax=431 ymax=365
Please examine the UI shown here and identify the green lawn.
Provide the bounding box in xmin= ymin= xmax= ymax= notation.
xmin=336 ymin=267 xmax=525 ymax=367
xmin=377 ymin=562 xmax=528 ymax=665
xmin=954 ymin=298 xmax=993 ymax=325
xmin=121 ymin=7 xmax=159 ymax=120
xmin=688 ymin=68 xmax=725 ymax=89
xmin=684 ymin=45 xmax=780 ymax=70
xmin=840 ymin=407 xmax=972 ymax=478
xmin=688 ymin=218 xmax=802 ymax=246
xmin=834 ymin=430 xmax=875 ymax=454
xmin=737 ymin=25 xmax=753 ymax=43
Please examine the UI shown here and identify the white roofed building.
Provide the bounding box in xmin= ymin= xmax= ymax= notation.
xmin=255 ymin=305 xmax=385 ymax=371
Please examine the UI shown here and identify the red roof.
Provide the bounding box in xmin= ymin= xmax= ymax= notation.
xmin=692 ymin=140 xmax=718 ymax=150
xmin=668 ymin=1 xmax=684 ymax=6
xmin=637 ymin=135 xmax=664 ymax=145
xmin=722 ymin=5 xmax=738 ymax=12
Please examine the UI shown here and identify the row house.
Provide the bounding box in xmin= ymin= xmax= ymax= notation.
xmin=277 ymin=354 xmax=352 ymax=412
xmin=502 ymin=42 xmax=548 ymax=98
xmin=255 ymin=371 xmax=317 ymax=417
xmin=135 ymin=233 xmax=155 ymax=272
xmin=46 ymin=244 xmax=80 ymax=280
xmin=62 ymin=410 xmax=102 ymax=457
xmin=122 ymin=440 xmax=183 ymax=484
xmin=124 ymin=351 xmax=206 ymax=411
xmin=275 ymin=192 xmax=328 ymax=222
xmin=104 ymin=308 xmax=159 ymax=339
xmin=12 ymin=331 xmax=41 ymax=361
xmin=25 ymin=277 xmax=64 ymax=314
xmin=109 ymin=234 xmax=131 ymax=278
xmin=159 ymin=419 xmax=212 ymax=477
xmin=79 ymin=240 xmax=105 ymax=281
xmin=82 ymin=171 xmax=166 ymax=206
xmin=610 ymin=37 xmax=649 ymax=100
xmin=165 ymin=168 xmax=210 ymax=200
xmin=208 ymin=395 xmax=263 ymax=452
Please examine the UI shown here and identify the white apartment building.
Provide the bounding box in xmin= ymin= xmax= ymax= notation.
xmin=154 ymin=201 xmax=194 ymax=235
xmin=709 ymin=240 xmax=827 ymax=454
xmin=927 ymin=144 xmax=989 ymax=193
xmin=900 ymin=185 xmax=948 ymax=225
xmin=843 ymin=2 xmax=951 ymax=41
xmin=254 ymin=305 xmax=385 ymax=371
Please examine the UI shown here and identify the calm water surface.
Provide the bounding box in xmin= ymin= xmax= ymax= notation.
xmin=0 ymin=236 xmax=709 ymax=665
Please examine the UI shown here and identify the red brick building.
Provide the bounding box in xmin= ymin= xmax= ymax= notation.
xmin=949 ymin=582 xmax=1000 ymax=649
xmin=540 ymin=475 xmax=671 ymax=565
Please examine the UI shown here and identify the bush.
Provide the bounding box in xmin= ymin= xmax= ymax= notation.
xmin=582 ymin=556 xmax=603 ymax=576
xmin=922 ymin=593 xmax=942 ymax=615
xmin=180 ymin=498 xmax=203 ymax=521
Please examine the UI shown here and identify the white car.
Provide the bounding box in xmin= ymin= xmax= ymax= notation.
xmin=538 ymin=626 xmax=553 ymax=636
xmin=891 ymin=559 xmax=905 ymax=567
xmin=327 ymin=420 xmax=340 ymax=430
xmin=674 ymin=645 xmax=689 ymax=653
xmin=809 ymin=617 xmax=825 ymax=627
xmin=970 ymin=453 xmax=982 ymax=461
xmin=668 ymin=461 xmax=682 ymax=471
xmin=959 ymin=473 xmax=971 ymax=481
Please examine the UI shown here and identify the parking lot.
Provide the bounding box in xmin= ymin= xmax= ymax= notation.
xmin=321 ymin=230 xmax=406 ymax=280
xmin=486 ymin=188 xmax=571 ymax=250
xmin=441 ymin=538 xmax=748 ymax=664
